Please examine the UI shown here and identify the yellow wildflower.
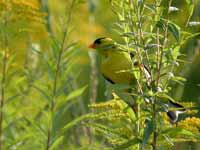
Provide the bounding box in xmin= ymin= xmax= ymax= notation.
xmin=88 ymin=99 xmax=125 ymax=110
xmin=178 ymin=117 xmax=200 ymax=134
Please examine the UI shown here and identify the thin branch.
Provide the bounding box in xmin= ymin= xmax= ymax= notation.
xmin=156 ymin=0 xmax=172 ymax=85
xmin=40 ymin=0 xmax=53 ymax=35
xmin=45 ymin=1 xmax=76 ymax=149
xmin=0 ymin=6 xmax=9 ymax=150
xmin=153 ymin=1 xmax=172 ymax=150
xmin=0 ymin=38 xmax=7 ymax=150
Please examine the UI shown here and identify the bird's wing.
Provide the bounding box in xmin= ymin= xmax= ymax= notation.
xmin=102 ymin=74 xmax=115 ymax=84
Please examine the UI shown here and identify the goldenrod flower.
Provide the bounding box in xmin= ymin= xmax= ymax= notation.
xmin=178 ymin=117 xmax=200 ymax=134
xmin=89 ymin=99 xmax=125 ymax=110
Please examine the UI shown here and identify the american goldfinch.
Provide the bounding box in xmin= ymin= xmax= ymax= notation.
xmin=89 ymin=37 xmax=187 ymax=123
xmin=164 ymin=100 xmax=186 ymax=123
xmin=89 ymin=37 xmax=136 ymax=85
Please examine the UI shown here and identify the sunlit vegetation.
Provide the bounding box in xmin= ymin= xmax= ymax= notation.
xmin=0 ymin=0 xmax=200 ymax=150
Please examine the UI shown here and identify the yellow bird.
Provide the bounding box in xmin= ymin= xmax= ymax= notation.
xmin=89 ymin=37 xmax=136 ymax=85
xmin=89 ymin=37 xmax=187 ymax=123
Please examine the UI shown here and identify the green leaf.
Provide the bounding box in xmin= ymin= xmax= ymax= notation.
xmin=51 ymin=136 xmax=64 ymax=150
xmin=156 ymin=93 xmax=175 ymax=103
xmin=76 ymin=0 xmax=86 ymax=4
xmin=157 ymin=19 xmax=180 ymax=41
xmin=32 ymin=85 xmax=51 ymax=103
xmin=6 ymin=53 xmax=17 ymax=69
xmin=6 ymin=134 xmax=33 ymax=150
xmin=24 ymin=117 xmax=47 ymax=138
xmin=188 ymin=4 xmax=194 ymax=22
xmin=172 ymin=46 xmax=180 ymax=60
xmin=55 ymin=85 xmax=88 ymax=110
xmin=65 ymin=85 xmax=88 ymax=101
xmin=87 ymin=123 xmax=129 ymax=139
xmin=5 ymin=94 xmax=19 ymax=104
xmin=65 ymin=42 xmax=77 ymax=50
xmin=62 ymin=114 xmax=91 ymax=132
xmin=185 ymin=0 xmax=192 ymax=4
xmin=46 ymin=61 xmax=55 ymax=80
xmin=171 ymin=76 xmax=187 ymax=85
xmin=144 ymin=4 xmax=156 ymax=13
xmin=51 ymin=38 xmax=60 ymax=59
xmin=142 ymin=119 xmax=154 ymax=149
xmin=162 ymin=127 xmax=194 ymax=138
xmin=168 ymin=22 xmax=180 ymax=42
xmin=114 ymin=138 xmax=142 ymax=150
xmin=180 ymin=32 xmax=200 ymax=46
xmin=156 ymin=19 xmax=164 ymax=29
xmin=138 ymin=0 xmax=145 ymax=12
xmin=185 ymin=0 xmax=194 ymax=26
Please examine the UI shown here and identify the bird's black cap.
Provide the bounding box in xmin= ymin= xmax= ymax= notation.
xmin=94 ymin=37 xmax=106 ymax=44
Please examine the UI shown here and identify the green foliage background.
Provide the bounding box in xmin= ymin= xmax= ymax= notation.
xmin=0 ymin=0 xmax=200 ymax=150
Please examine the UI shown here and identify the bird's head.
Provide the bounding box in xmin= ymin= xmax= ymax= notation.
xmin=89 ymin=37 xmax=116 ymax=53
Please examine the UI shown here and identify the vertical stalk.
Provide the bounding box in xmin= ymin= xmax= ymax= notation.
xmin=46 ymin=31 xmax=67 ymax=150
xmin=0 ymin=42 xmax=7 ymax=150
xmin=40 ymin=0 xmax=53 ymax=35
xmin=153 ymin=1 xmax=172 ymax=150
xmin=156 ymin=0 xmax=172 ymax=84
xmin=88 ymin=16 xmax=98 ymax=105
xmin=152 ymin=0 xmax=162 ymax=149
xmin=129 ymin=1 xmax=145 ymax=149
xmin=152 ymin=100 xmax=157 ymax=150
xmin=45 ymin=1 xmax=76 ymax=149
xmin=0 ymin=4 xmax=9 ymax=149
xmin=87 ymin=0 xmax=98 ymax=144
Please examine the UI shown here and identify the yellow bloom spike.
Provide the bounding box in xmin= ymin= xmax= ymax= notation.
xmin=178 ymin=117 xmax=200 ymax=134
xmin=88 ymin=99 xmax=125 ymax=110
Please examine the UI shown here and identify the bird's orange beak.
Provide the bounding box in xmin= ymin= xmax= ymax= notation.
xmin=89 ymin=43 xmax=95 ymax=49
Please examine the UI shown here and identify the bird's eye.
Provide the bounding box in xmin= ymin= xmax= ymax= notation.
xmin=134 ymin=61 xmax=139 ymax=66
xmin=94 ymin=39 xmax=102 ymax=44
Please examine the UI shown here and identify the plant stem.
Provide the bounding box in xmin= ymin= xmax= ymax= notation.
xmin=0 ymin=8 xmax=9 ymax=150
xmin=45 ymin=1 xmax=76 ymax=149
xmin=152 ymin=102 xmax=157 ymax=150
xmin=153 ymin=1 xmax=172 ymax=150
xmin=128 ymin=1 xmax=146 ymax=149
xmin=0 ymin=45 xmax=7 ymax=150
xmin=152 ymin=0 xmax=162 ymax=149
xmin=156 ymin=0 xmax=172 ymax=85
xmin=40 ymin=0 xmax=53 ymax=35
xmin=46 ymin=30 xmax=68 ymax=150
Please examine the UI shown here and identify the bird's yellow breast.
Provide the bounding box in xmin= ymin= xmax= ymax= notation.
xmin=100 ymin=51 xmax=135 ymax=84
